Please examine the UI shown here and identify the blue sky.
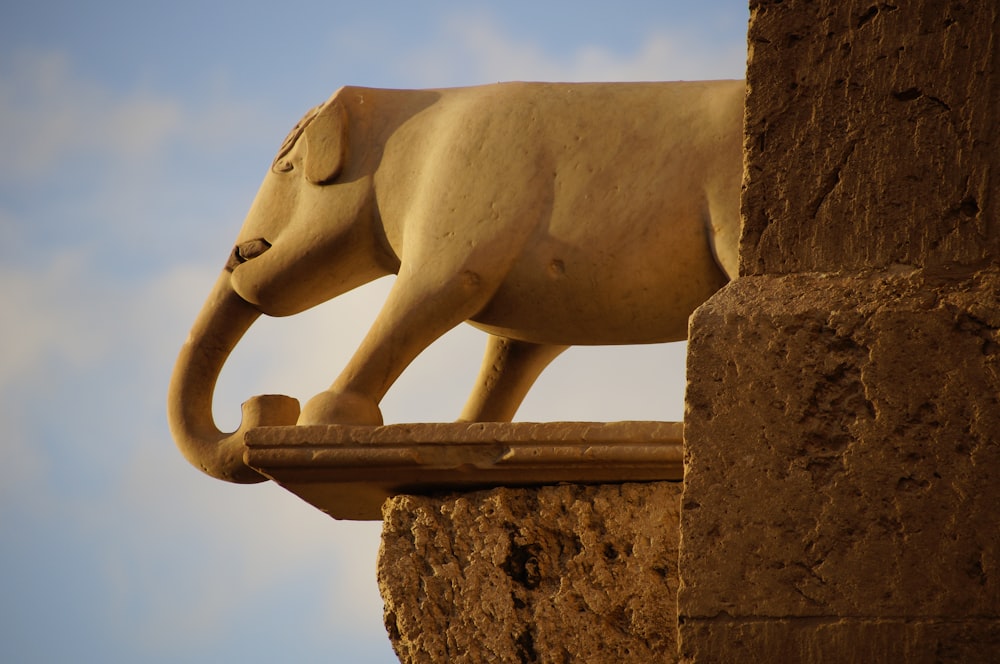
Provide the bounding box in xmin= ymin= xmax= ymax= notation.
xmin=1 ymin=2 xmax=747 ymax=661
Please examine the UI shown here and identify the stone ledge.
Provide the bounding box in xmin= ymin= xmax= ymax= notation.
xmin=244 ymin=421 xmax=683 ymax=519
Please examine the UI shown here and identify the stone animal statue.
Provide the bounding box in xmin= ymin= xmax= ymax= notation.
xmin=168 ymin=80 xmax=745 ymax=483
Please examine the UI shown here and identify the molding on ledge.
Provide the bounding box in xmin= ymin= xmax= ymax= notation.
xmin=244 ymin=421 xmax=684 ymax=520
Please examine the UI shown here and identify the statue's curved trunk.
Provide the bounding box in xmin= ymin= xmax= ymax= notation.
xmin=167 ymin=270 xmax=300 ymax=483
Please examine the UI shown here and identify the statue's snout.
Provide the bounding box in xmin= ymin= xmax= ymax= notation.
xmin=226 ymin=238 xmax=272 ymax=271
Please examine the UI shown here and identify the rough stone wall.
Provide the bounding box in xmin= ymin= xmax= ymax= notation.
xmin=379 ymin=483 xmax=681 ymax=663
xmin=682 ymin=272 xmax=1000 ymax=660
xmin=680 ymin=1 xmax=1000 ymax=661
xmin=741 ymin=1 xmax=999 ymax=274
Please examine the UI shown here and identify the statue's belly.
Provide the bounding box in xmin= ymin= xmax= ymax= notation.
xmin=469 ymin=229 xmax=728 ymax=346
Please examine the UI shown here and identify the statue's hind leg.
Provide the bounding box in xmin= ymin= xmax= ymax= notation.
xmin=459 ymin=335 xmax=568 ymax=422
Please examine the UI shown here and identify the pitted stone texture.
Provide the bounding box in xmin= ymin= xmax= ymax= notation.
xmin=680 ymin=270 xmax=1000 ymax=658
xmin=681 ymin=618 xmax=1000 ymax=664
xmin=379 ymin=483 xmax=681 ymax=663
xmin=741 ymin=1 xmax=999 ymax=275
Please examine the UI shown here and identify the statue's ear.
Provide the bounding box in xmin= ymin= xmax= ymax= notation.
xmin=302 ymin=98 xmax=348 ymax=185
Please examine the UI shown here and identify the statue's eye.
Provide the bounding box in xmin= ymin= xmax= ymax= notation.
xmin=273 ymin=158 xmax=294 ymax=173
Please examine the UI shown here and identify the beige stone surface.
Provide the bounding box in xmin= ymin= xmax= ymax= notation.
xmin=379 ymin=483 xmax=681 ymax=663
xmin=167 ymin=80 xmax=743 ymax=483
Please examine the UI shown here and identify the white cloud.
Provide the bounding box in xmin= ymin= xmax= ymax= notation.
xmin=0 ymin=252 xmax=97 ymax=385
xmin=0 ymin=52 xmax=178 ymax=179
xmin=0 ymin=251 xmax=390 ymax=656
xmin=401 ymin=13 xmax=746 ymax=86
xmin=103 ymin=435 xmax=388 ymax=655
xmin=0 ymin=51 xmax=271 ymax=183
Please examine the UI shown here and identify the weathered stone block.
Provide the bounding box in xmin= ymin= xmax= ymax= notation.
xmin=680 ymin=269 xmax=1000 ymax=658
xmin=379 ymin=482 xmax=681 ymax=663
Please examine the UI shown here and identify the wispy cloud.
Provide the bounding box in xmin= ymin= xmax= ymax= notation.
xmin=0 ymin=250 xmax=391 ymax=659
xmin=0 ymin=47 xmax=390 ymax=650
xmin=0 ymin=52 xmax=180 ymax=179
xmin=0 ymin=51 xmax=274 ymax=184
xmin=400 ymin=13 xmax=746 ymax=86
xmin=103 ymin=442 xmax=387 ymax=656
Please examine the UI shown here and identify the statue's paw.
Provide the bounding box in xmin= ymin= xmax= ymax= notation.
xmin=297 ymin=390 xmax=383 ymax=426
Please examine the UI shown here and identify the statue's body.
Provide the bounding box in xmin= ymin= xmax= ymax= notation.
xmin=168 ymin=80 xmax=745 ymax=483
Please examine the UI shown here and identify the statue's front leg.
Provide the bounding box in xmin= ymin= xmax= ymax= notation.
xmin=298 ymin=267 xmax=503 ymax=426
